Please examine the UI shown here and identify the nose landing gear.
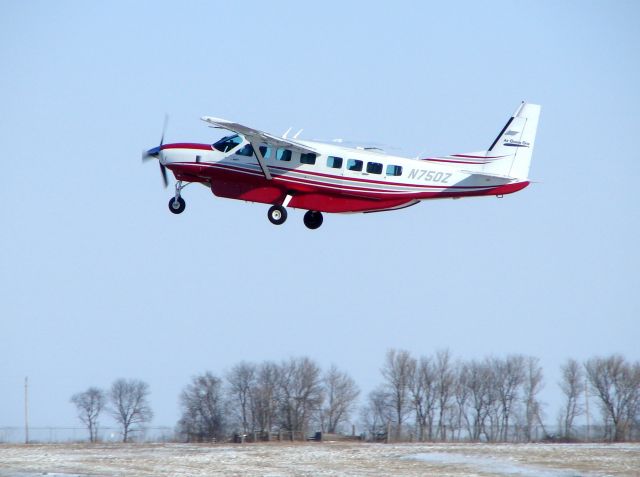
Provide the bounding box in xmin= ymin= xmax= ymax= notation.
xmin=168 ymin=181 xmax=187 ymax=214
xmin=168 ymin=196 xmax=186 ymax=214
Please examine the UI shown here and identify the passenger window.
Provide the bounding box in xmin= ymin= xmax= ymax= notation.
xmin=327 ymin=156 xmax=343 ymax=169
xmin=259 ymin=146 xmax=272 ymax=160
xmin=236 ymin=144 xmax=254 ymax=157
xmin=301 ymin=153 xmax=317 ymax=165
xmin=347 ymin=159 xmax=363 ymax=172
xmin=276 ymin=148 xmax=292 ymax=161
xmin=367 ymin=162 xmax=383 ymax=174
xmin=386 ymin=164 xmax=403 ymax=176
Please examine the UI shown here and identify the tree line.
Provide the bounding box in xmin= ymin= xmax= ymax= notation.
xmin=70 ymin=352 xmax=640 ymax=443
xmin=71 ymin=378 xmax=152 ymax=442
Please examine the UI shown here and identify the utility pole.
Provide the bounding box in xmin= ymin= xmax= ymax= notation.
xmin=584 ymin=375 xmax=590 ymax=442
xmin=24 ymin=377 xmax=29 ymax=444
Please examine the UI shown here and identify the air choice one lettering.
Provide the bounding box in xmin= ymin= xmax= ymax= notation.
xmin=407 ymin=169 xmax=452 ymax=183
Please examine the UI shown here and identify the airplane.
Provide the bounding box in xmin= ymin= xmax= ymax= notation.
xmin=142 ymin=102 xmax=540 ymax=229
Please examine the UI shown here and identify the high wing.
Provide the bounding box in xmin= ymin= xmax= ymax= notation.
xmin=201 ymin=116 xmax=320 ymax=180
xmin=201 ymin=116 xmax=318 ymax=154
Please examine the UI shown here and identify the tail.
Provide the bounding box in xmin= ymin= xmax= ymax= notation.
xmin=424 ymin=102 xmax=541 ymax=180
xmin=481 ymin=102 xmax=541 ymax=179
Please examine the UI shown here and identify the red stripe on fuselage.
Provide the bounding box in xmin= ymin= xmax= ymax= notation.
xmin=422 ymin=154 xmax=508 ymax=164
xmin=423 ymin=158 xmax=491 ymax=164
xmin=169 ymin=161 xmax=499 ymax=192
xmin=450 ymin=154 xmax=507 ymax=159
xmin=161 ymin=143 xmax=213 ymax=151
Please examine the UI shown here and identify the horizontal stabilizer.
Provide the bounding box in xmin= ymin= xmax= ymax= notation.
xmin=461 ymin=171 xmax=517 ymax=182
xmin=463 ymin=172 xmax=517 ymax=187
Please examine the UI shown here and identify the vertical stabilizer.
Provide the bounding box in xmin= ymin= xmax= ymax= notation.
xmin=483 ymin=102 xmax=541 ymax=179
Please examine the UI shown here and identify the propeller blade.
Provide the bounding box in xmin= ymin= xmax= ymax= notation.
xmin=143 ymin=116 xmax=170 ymax=188
xmin=143 ymin=146 xmax=161 ymax=159
xmin=142 ymin=147 xmax=159 ymax=162
xmin=160 ymin=114 xmax=168 ymax=147
xmin=160 ymin=163 xmax=168 ymax=188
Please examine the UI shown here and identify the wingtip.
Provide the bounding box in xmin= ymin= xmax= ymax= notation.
xmin=201 ymin=116 xmax=231 ymax=123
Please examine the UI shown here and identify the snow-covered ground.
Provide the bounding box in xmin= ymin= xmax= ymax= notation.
xmin=0 ymin=442 xmax=638 ymax=477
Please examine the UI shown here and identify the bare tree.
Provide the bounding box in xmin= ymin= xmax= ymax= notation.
xmin=278 ymin=357 xmax=324 ymax=439
xmin=227 ymin=362 xmax=257 ymax=436
xmin=523 ymin=357 xmax=545 ymax=441
xmin=434 ymin=349 xmax=455 ymax=441
xmin=559 ymin=358 xmax=584 ymax=439
xmin=408 ymin=356 xmax=435 ymax=441
xmin=361 ymin=386 xmax=392 ymax=440
xmin=381 ymin=349 xmax=414 ymax=440
xmin=251 ymin=361 xmax=280 ymax=439
xmin=109 ymin=379 xmax=153 ymax=443
xmin=452 ymin=361 xmax=470 ymax=441
xmin=493 ymin=355 xmax=525 ymax=441
xmin=464 ymin=359 xmax=495 ymax=441
xmin=178 ymin=372 xmax=226 ymax=442
xmin=585 ymin=355 xmax=640 ymax=442
xmin=70 ymin=387 xmax=105 ymax=442
xmin=320 ymin=365 xmax=360 ymax=434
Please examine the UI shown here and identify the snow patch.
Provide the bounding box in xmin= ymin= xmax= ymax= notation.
xmin=0 ymin=474 xmax=92 ymax=477
xmin=405 ymin=452 xmax=587 ymax=477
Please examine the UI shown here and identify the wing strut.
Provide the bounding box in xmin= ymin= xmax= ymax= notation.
xmin=251 ymin=141 xmax=272 ymax=180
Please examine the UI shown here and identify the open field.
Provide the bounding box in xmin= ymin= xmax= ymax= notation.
xmin=1 ymin=442 xmax=639 ymax=477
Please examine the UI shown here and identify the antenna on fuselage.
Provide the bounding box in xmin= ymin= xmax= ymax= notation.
xmin=293 ymin=129 xmax=303 ymax=139
xmin=282 ymin=127 xmax=292 ymax=138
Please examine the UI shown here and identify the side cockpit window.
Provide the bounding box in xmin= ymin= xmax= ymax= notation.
xmin=213 ymin=134 xmax=243 ymax=152
xmin=236 ymin=144 xmax=254 ymax=157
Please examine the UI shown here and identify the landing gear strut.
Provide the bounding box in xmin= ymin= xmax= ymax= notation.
xmin=268 ymin=205 xmax=287 ymax=225
xmin=168 ymin=181 xmax=186 ymax=214
xmin=303 ymin=210 xmax=323 ymax=230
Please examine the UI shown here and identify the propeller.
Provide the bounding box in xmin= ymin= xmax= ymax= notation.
xmin=142 ymin=115 xmax=169 ymax=188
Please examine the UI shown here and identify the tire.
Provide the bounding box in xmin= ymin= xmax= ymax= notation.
xmin=303 ymin=210 xmax=323 ymax=230
xmin=268 ymin=205 xmax=287 ymax=225
xmin=168 ymin=197 xmax=186 ymax=214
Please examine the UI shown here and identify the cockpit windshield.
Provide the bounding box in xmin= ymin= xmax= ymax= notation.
xmin=213 ymin=134 xmax=243 ymax=152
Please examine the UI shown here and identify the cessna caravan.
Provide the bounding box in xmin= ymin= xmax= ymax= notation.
xmin=142 ymin=102 xmax=540 ymax=229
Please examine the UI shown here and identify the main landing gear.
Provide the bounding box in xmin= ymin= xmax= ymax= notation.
xmin=303 ymin=210 xmax=323 ymax=230
xmin=168 ymin=181 xmax=187 ymax=214
xmin=267 ymin=205 xmax=324 ymax=229
xmin=267 ymin=205 xmax=287 ymax=225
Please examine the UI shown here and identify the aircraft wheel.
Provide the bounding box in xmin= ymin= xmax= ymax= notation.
xmin=268 ymin=205 xmax=287 ymax=225
xmin=168 ymin=197 xmax=186 ymax=214
xmin=303 ymin=210 xmax=323 ymax=230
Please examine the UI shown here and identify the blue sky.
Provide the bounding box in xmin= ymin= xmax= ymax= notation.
xmin=1 ymin=1 xmax=639 ymax=430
